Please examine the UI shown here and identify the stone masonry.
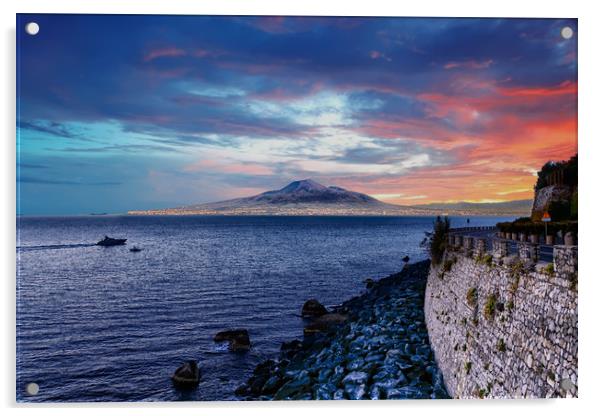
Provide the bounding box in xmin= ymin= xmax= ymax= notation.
xmin=424 ymin=243 xmax=578 ymax=399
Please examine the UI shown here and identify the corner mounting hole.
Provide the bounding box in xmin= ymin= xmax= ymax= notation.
xmin=25 ymin=22 xmax=39 ymax=36
xmin=26 ymin=382 xmax=39 ymax=396
xmin=561 ymin=26 xmax=573 ymax=40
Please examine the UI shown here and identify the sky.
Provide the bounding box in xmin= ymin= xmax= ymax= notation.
xmin=16 ymin=15 xmax=577 ymax=215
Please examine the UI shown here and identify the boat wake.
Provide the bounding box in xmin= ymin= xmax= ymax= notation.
xmin=17 ymin=243 xmax=97 ymax=251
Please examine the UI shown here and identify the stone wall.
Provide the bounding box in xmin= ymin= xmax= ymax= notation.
xmin=424 ymin=245 xmax=578 ymax=398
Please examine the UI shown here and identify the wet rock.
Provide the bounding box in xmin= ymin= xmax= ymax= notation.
xmin=171 ymin=360 xmax=200 ymax=388
xmin=273 ymin=371 xmax=311 ymax=400
xmin=342 ymin=371 xmax=369 ymax=385
xmin=314 ymin=383 xmax=336 ymax=399
xmin=333 ymin=389 xmax=345 ymax=400
xmin=345 ymin=383 xmax=367 ymax=400
xmin=214 ymin=328 xmax=251 ymax=352
xmin=280 ymin=339 xmax=303 ymax=359
xmin=370 ymin=385 xmax=382 ymax=400
xmin=261 ymin=375 xmax=285 ymax=395
xmin=386 ymin=386 xmax=429 ymax=399
xmin=303 ymin=313 xmax=348 ymax=336
xmin=236 ymin=261 xmax=448 ymax=401
xmin=301 ymin=299 xmax=328 ymax=318
xmin=364 ymin=353 xmax=385 ymax=364
xmin=317 ymin=368 xmax=333 ymax=384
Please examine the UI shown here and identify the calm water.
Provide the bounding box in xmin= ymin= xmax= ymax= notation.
xmin=16 ymin=215 xmax=511 ymax=402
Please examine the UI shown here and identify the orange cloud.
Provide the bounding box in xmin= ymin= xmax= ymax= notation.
xmin=341 ymin=79 xmax=576 ymax=205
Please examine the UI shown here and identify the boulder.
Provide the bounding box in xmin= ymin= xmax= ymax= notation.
xmin=303 ymin=313 xmax=348 ymax=336
xmin=301 ymin=299 xmax=328 ymax=318
xmin=214 ymin=329 xmax=251 ymax=352
xmin=273 ymin=371 xmax=311 ymax=400
xmin=171 ymin=360 xmax=200 ymax=388
xmin=280 ymin=339 xmax=303 ymax=359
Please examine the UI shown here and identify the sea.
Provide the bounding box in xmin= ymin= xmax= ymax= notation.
xmin=16 ymin=215 xmax=512 ymax=402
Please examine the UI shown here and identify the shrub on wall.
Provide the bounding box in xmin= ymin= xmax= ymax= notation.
xmin=484 ymin=294 xmax=497 ymax=321
xmin=466 ymin=288 xmax=478 ymax=307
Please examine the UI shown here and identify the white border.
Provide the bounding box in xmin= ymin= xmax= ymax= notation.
xmin=2 ymin=1 xmax=601 ymax=415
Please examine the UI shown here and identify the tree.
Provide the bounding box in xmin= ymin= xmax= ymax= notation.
xmin=421 ymin=216 xmax=450 ymax=265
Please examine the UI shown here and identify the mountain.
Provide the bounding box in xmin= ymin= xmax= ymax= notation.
xmin=212 ymin=179 xmax=382 ymax=206
xmin=129 ymin=179 xmax=428 ymax=216
xmin=413 ymin=199 xmax=533 ymax=216
xmin=128 ymin=179 xmax=530 ymax=216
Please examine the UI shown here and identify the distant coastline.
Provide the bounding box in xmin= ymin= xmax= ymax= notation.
xmin=127 ymin=179 xmax=531 ymax=218
xmin=127 ymin=208 xmax=528 ymax=217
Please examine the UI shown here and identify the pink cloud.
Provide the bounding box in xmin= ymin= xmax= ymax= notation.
xmin=444 ymin=59 xmax=493 ymax=70
xmin=143 ymin=47 xmax=186 ymax=62
xmin=369 ymin=50 xmax=392 ymax=62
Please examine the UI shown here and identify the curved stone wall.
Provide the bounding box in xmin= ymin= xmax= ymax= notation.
xmin=424 ymin=247 xmax=578 ymax=398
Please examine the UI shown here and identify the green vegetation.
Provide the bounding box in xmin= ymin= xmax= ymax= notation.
xmin=496 ymin=219 xmax=577 ymax=237
xmin=465 ymin=361 xmax=472 ymax=374
xmin=476 ymin=253 xmax=494 ymax=267
xmin=506 ymin=300 xmax=514 ymax=311
xmin=484 ymin=294 xmax=497 ymax=321
xmin=438 ymin=257 xmax=456 ymax=279
xmin=497 ymin=339 xmax=506 ymax=352
xmin=535 ymin=155 xmax=577 ymax=192
xmin=466 ymin=287 xmax=478 ymax=307
xmin=443 ymin=258 xmax=455 ymax=272
xmin=423 ymin=216 xmax=450 ymax=265
xmin=509 ymin=260 xmax=525 ymax=295
xmin=543 ymin=263 xmax=555 ymax=277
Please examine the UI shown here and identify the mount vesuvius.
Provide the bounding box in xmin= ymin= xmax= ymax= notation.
xmin=128 ymin=179 xmax=431 ymax=216
xmin=128 ymin=179 xmax=531 ymax=216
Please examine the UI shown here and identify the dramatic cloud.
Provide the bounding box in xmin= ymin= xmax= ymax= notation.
xmin=16 ymin=15 xmax=577 ymax=214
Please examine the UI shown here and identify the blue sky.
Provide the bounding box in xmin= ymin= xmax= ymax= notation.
xmin=17 ymin=15 xmax=577 ymax=215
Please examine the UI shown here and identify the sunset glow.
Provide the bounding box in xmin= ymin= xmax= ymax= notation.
xmin=17 ymin=15 xmax=577 ymax=214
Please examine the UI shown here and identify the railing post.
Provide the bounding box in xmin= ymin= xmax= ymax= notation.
xmin=475 ymin=238 xmax=487 ymax=257
xmin=454 ymin=235 xmax=463 ymax=248
xmin=518 ymin=242 xmax=539 ymax=263
xmin=517 ymin=242 xmax=529 ymax=261
xmin=492 ymin=239 xmax=510 ymax=259
xmin=463 ymin=236 xmax=473 ymax=256
xmin=553 ymin=245 xmax=578 ymax=277
xmin=531 ymin=244 xmax=540 ymax=263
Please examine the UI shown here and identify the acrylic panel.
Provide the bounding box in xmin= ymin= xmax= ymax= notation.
xmin=16 ymin=14 xmax=578 ymax=402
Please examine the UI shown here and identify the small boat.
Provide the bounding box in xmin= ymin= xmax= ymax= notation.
xmin=96 ymin=236 xmax=127 ymax=246
xmin=129 ymin=246 xmax=142 ymax=252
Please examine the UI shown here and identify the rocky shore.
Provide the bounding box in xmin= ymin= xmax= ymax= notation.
xmin=235 ymin=260 xmax=449 ymax=400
